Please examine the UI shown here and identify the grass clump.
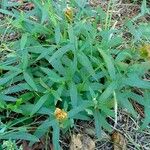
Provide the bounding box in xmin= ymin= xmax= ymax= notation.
xmin=0 ymin=0 xmax=150 ymax=149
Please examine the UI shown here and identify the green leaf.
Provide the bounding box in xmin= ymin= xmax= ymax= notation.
xmin=23 ymin=72 xmax=38 ymax=91
xmin=55 ymin=25 xmax=61 ymax=44
xmin=0 ymin=9 xmax=15 ymax=17
xmin=98 ymin=82 xmax=117 ymax=102
xmin=36 ymin=46 xmax=55 ymax=61
xmin=125 ymin=21 xmax=141 ymax=41
xmin=116 ymin=51 xmax=132 ymax=62
xmin=48 ymin=44 xmax=72 ymax=63
xmin=47 ymin=1 xmax=57 ymax=26
xmin=96 ymin=7 xmax=106 ymax=22
xmin=123 ymin=74 xmax=150 ymax=89
xmin=141 ymin=92 xmax=150 ymax=129
xmin=98 ymin=49 xmax=116 ymax=80
xmin=20 ymin=33 xmax=28 ymax=50
xmin=78 ymin=52 xmax=95 ymax=75
xmin=0 ymin=94 xmax=17 ymax=102
xmin=20 ymin=92 xmax=35 ymax=102
xmin=0 ymin=65 xmax=21 ymax=72
xmin=50 ymin=58 xmax=65 ymax=76
xmin=0 ymin=99 xmax=6 ymax=109
xmin=117 ymin=92 xmax=137 ymax=118
xmin=2 ymin=1 xmax=21 ymax=7
xmin=133 ymin=0 xmax=150 ymax=21
xmin=40 ymin=67 xmax=65 ymax=82
xmin=70 ymin=82 xmax=78 ymax=108
xmin=0 ymin=131 xmax=39 ymax=142
xmin=30 ymin=119 xmax=55 ymax=146
xmin=76 ymin=0 xmax=87 ymax=8
xmin=127 ymin=92 xmax=145 ymax=106
xmin=20 ymin=34 xmax=28 ymax=70
xmin=101 ymin=106 xmax=115 ymax=118
xmin=94 ymin=109 xmax=102 ymax=139
xmin=68 ymin=101 xmax=93 ymax=118
xmin=52 ymin=122 xmax=60 ymax=150
xmin=30 ymin=94 xmax=50 ymax=116
xmin=99 ymin=113 xmax=112 ymax=131
xmin=0 ymin=145 xmax=2 ymax=150
xmin=3 ymin=83 xmax=31 ymax=94
xmin=108 ymin=36 xmax=122 ymax=48
xmin=0 ymin=72 xmax=20 ymax=86
xmin=68 ymin=25 xmax=78 ymax=50
xmin=20 ymin=104 xmax=53 ymax=116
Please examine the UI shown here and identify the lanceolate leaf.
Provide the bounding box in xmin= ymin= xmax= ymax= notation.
xmin=141 ymin=92 xmax=150 ymax=129
xmin=22 ymin=48 xmax=28 ymax=70
xmin=20 ymin=34 xmax=28 ymax=51
xmin=76 ymin=0 xmax=87 ymax=8
xmin=55 ymin=25 xmax=61 ymax=44
xmin=0 ymin=9 xmax=15 ymax=17
xmin=98 ymin=49 xmax=116 ymax=80
xmin=52 ymin=122 xmax=60 ymax=150
xmin=30 ymin=94 xmax=50 ymax=116
xmin=0 ymin=65 xmax=21 ymax=72
xmin=123 ymin=74 xmax=150 ymax=89
xmin=68 ymin=101 xmax=93 ymax=118
xmin=30 ymin=119 xmax=55 ymax=146
xmin=0 ymin=131 xmax=39 ymax=142
xmin=94 ymin=109 xmax=102 ymax=139
xmin=70 ymin=82 xmax=78 ymax=108
xmin=40 ymin=67 xmax=65 ymax=82
xmin=98 ymin=82 xmax=117 ymax=102
xmin=20 ymin=34 xmax=29 ymax=70
xmin=36 ymin=47 xmax=55 ymax=61
xmin=0 ymin=71 xmax=21 ymax=86
xmin=23 ymin=72 xmax=38 ymax=91
xmin=117 ymin=92 xmax=137 ymax=118
xmin=48 ymin=44 xmax=72 ymax=63
xmin=78 ymin=52 xmax=95 ymax=75
xmin=0 ymin=94 xmax=17 ymax=102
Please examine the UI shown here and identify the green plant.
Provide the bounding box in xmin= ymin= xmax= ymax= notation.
xmin=1 ymin=140 xmax=23 ymax=150
xmin=0 ymin=0 xmax=150 ymax=149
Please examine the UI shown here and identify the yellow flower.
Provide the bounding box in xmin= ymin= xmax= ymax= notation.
xmin=139 ymin=44 xmax=150 ymax=58
xmin=54 ymin=108 xmax=68 ymax=121
xmin=64 ymin=7 xmax=74 ymax=22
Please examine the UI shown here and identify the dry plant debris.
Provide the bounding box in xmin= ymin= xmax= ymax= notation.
xmin=70 ymin=134 xmax=95 ymax=150
xmin=95 ymin=110 xmax=150 ymax=150
xmin=111 ymin=131 xmax=126 ymax=150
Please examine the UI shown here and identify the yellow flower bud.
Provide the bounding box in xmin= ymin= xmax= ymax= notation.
xmin=139 ymin=44 xmax=150 ymax=58
xmin=54 ymin=108 xmax=68 ymax=121
xmin=64 ymin=7 xmax=74 ymax=23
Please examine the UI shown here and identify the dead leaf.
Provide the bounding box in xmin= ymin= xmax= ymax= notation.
xmin=111 ymin=131 xmax=126 ymax=150
xmin=132 ymin=101 xmax=144 ymax=118
xmin=70 ymin=134 xmax=95 ymax=150
xmin=23 ymin=2 xmax=34 ymax=10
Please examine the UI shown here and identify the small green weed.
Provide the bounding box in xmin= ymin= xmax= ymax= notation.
xmin=0 ymin=0 xmax=150 ymax=149
xmin=1 ymin=140 xmax=22 ymax=150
